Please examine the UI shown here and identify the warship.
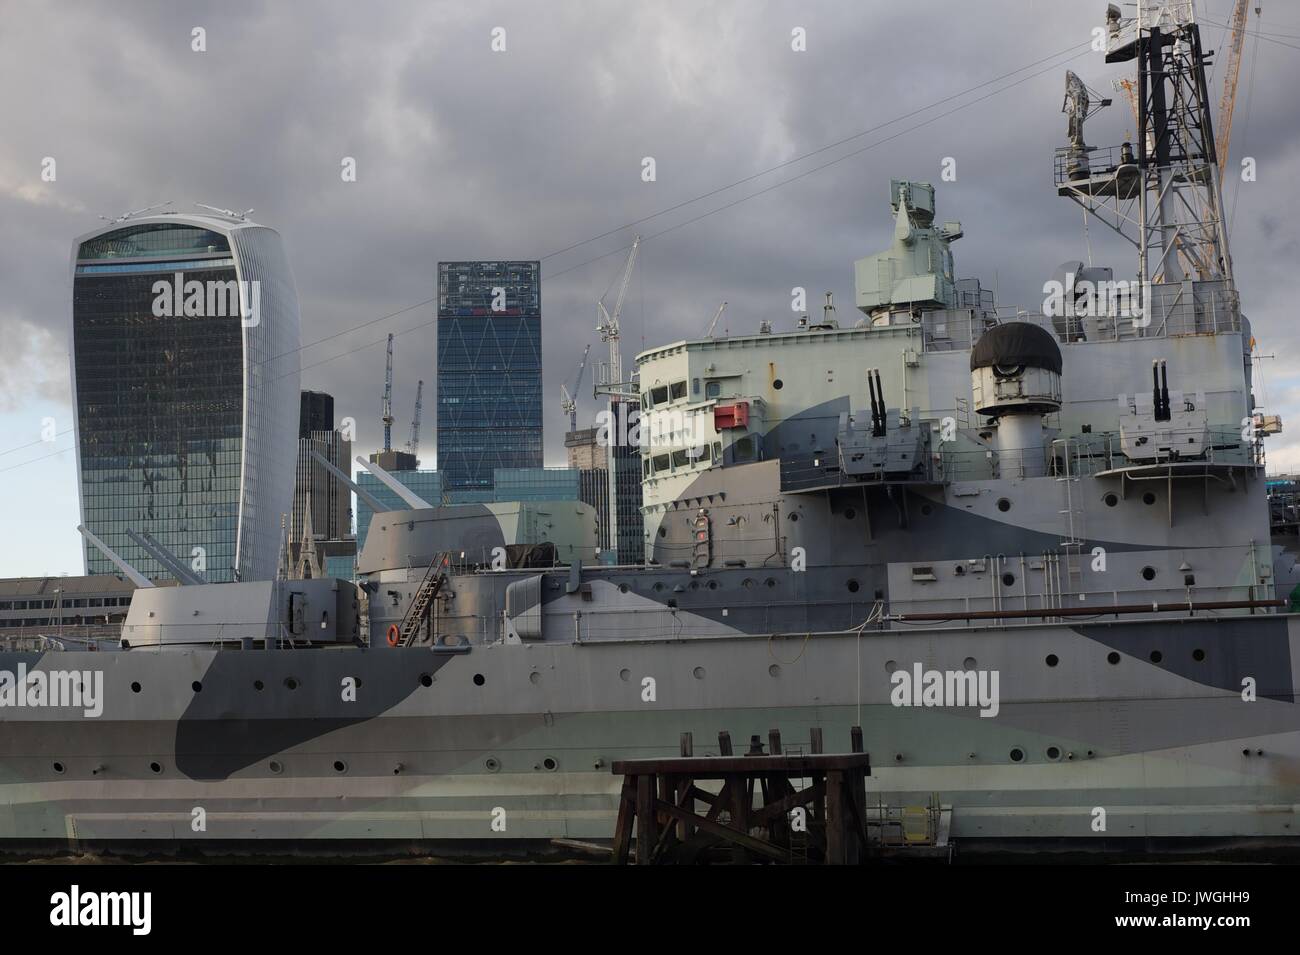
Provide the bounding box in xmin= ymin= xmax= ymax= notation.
xmin=3 ymin=1 xmax=1298 ymax=854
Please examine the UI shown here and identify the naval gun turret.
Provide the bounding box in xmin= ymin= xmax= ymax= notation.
xmin=1118 ymin=360 xmax=1210 ymax=463
xmin=971 ymin=322 xmax=1063 ymax=479
xmin=835 ymin=368 xmax=928 ymax=481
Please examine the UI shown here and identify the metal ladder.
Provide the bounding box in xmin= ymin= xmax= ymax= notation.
xmin=397 ymin=552 xmax=450 ymax=647
xmin=1053 ymin=438 xmax=1085 ymax=600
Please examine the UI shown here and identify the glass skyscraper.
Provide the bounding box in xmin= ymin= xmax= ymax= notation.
xmin=436 ymin=261 xmax=542 ymax=490
xmin=70 ymin=213 xmax=301 ymax=583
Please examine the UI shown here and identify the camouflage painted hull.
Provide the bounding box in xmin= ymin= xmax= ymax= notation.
xmin=2 ymin=612 xmax=1298 ymax=847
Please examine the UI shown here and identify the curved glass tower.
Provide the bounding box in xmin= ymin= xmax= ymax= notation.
xmin=70 ymin=213 xmax=301 ymax=582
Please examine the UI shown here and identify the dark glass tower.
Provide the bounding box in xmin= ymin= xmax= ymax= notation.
xmin=299 ymin=390 xmax=334 ymax=438
xmin=71 ymin=214 xmax=301 ymax=583
xmin=436 ymin=261 xmax=542 ymax=490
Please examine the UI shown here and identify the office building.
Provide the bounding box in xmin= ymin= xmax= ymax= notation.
xmin=71 ymin=211 xmax=301 ymax=582
xmin=436 ymin=261 xmax=542 ymax=489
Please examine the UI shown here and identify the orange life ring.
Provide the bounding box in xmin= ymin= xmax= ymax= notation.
xmin=386 ymin=624 xmax=400 ymax=647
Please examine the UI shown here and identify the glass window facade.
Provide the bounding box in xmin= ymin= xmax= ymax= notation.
xmin=436 ymin=261 xmax=542 ymax=490
xmin=71 ymin=217 xmax=301 ymax=584
xmin=73 ymin=262 xmax=243 ymax=581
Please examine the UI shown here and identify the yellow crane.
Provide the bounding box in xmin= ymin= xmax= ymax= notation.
xmin=1216 ymin=0 xmax=1258 ymax=187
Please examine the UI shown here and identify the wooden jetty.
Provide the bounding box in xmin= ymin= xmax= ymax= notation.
xmin=610 ymin=727 xmax=871 ymax=865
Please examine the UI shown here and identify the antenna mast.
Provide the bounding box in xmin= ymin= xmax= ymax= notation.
xmin=1053 ymin=2 xmax=1236 ymax=333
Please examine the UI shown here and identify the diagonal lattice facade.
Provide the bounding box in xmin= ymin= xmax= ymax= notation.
xmin=436 ymin=261 xmax=542 ymax=489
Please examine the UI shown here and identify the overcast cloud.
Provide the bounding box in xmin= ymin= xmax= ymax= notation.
xmin=2 ymin=0 xmax=1298 ymax=575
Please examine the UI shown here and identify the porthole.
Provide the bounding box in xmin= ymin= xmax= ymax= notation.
xmin=485 ymin=757 xmax=501 ymax=773
xmin=653 ymin=582 xmax=664 ymax=592
xmin=473 ymin=673 xmax=486 ymax=686
xmin=618 ymin=583 xmax=629 ymax=593
xmin=1002 ymin=572 xmax=1016 ymax=587
xmin=1009 ymin=747 xmax=1025 ymax=763
xmin=1149 ymin=650 xmax=1163 ymax=663
xmin=920 ymin=503 xmax=933 ymax=516
xmin=692 ymin=666 xmax=706 ymax=680
xmin=689 ymin=580 xmax=700 ymax=590
xmin=52 ymin=761 xmax=65 ymax=775
xmin=1141 ymin=566 xmax=1156 ymax=581
xmin=1192 ymin=648 xmax=1206 ymax=662
xmin=884 ymin=660 xmax=898 ymax=673
xmin=284 ymin=677 xmax=299 ymax=690
xmin=619 ymin=668 xmax=631 ymax=682
xmin=963 ymin=657 xmax=977 ymax=670
xmin=268 ymin=760 xmax=283 ymax=775
xmin=1046 ymin=746 xmax=1061 ymax=761
xmin=253 ymin=680 xmax=264 ymax=691
xmin=1107 ymin=651 xmax=1121 ymax=665
xmin=130 ymin=681 xmax=141 ymax=694
xmin=419 ymin=673 xmax=433 ymax=687
xmin=658 ymin=527 xmax=667 ymax=538
xmin=542 ymin=757 xmax=558 ymax=772
xmin=149 ymin=762 xmax=163 ymax=775
xmin=528 ymin=671 xmax=540 ymax=685
xmin=846 ymin=579 xmax=860 ymax=593
xmin=707 ymin=580 xmax=718 ymax=590
xmin=1103 ymin=493 xmax=1119 ymax=507
xmin=789 ymin=513 xmax=800 ymax=522
xmin=742 ymin=578 xmax=754 ymax=588
xmin=764 ymin=578 xmax=777 ymax=588
xmin=1045 ymin=654 xmax=1059 ymax=667
xmin=844 ymin=508 xmax=856 ymax=520
xmin=191 ymin=681 xmax=202 ymax=693
xmin=773 ymin=379 xmax=784 ymax=390
xmin=1142 ymin=491 xmax=1157 ymax=505
xmin=996 ymin=498 xmax=1011 ymax=512
xmin=332 ymin=760 xmax=348 ymax=774
xmin=768 ymin=664 xmax=781 ymax=678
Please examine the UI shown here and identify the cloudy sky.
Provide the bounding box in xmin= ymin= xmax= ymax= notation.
xmin=1 ymin=0 xmax=1298 ymax=577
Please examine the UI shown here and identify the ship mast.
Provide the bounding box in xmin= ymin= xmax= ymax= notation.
xmin=1056 ymin=2 xmax=1236 ymax=323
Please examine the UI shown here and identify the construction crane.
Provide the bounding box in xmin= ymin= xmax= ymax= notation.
xmin=406 ymin=379 xmax=424 ymax=461
xmin=1216 ymin=0 xmax=1257 ymax=187
xmin=596 ymin=235 xmax=640 ymax=397
xmin=703 ymin=301 xmax=728 ymax=338
xmin=381 ymin=333 xmax=394 ymax=452
xmin=1111 ymin=77 xmax=1138 ymax=132
xmin=560 ymin=344 xmax=592 ymax=432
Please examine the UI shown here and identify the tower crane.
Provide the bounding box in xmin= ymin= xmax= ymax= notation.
xmin=406 ymin=379 xmax=424 ymax=462
xmin=560 ymin=344 xmax=592 ymax=432
xmin=381 ymin=333 xmax=394 ymax=452
xmin=595 ymin=236 xmax=640 ymax=398
xmin=703 ymin=301 xmax=728 ymax=338
xmin=1216 ymin=0 xmax=1258 ymax=188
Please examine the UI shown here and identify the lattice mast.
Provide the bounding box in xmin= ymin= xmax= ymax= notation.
xmin=1057 ymin=3 xmax=1236 ymax=291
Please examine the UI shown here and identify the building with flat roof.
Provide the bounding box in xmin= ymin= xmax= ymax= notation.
xmin=436 ymin=260 xmax=542 ymax=489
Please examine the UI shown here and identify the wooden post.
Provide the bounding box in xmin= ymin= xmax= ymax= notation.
xmin=718 ymin=730 xmax=733 ymax=756
xmin=825 ymin=769 xmax=846 ymax=865
xmin=850 ymin=725 xmax=864 ymax=753
xmin=611 ymin=775 xmax=636 ymax=864
xmin=635 ymin=773 xmax=657 ymax=865
xmin=680 ymin=732 xmax=693 ymax=757
xmin=810 ymin=727 xmax=824 ymax=754
xmin=768 ymin=729 xmax=782 ymax=755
